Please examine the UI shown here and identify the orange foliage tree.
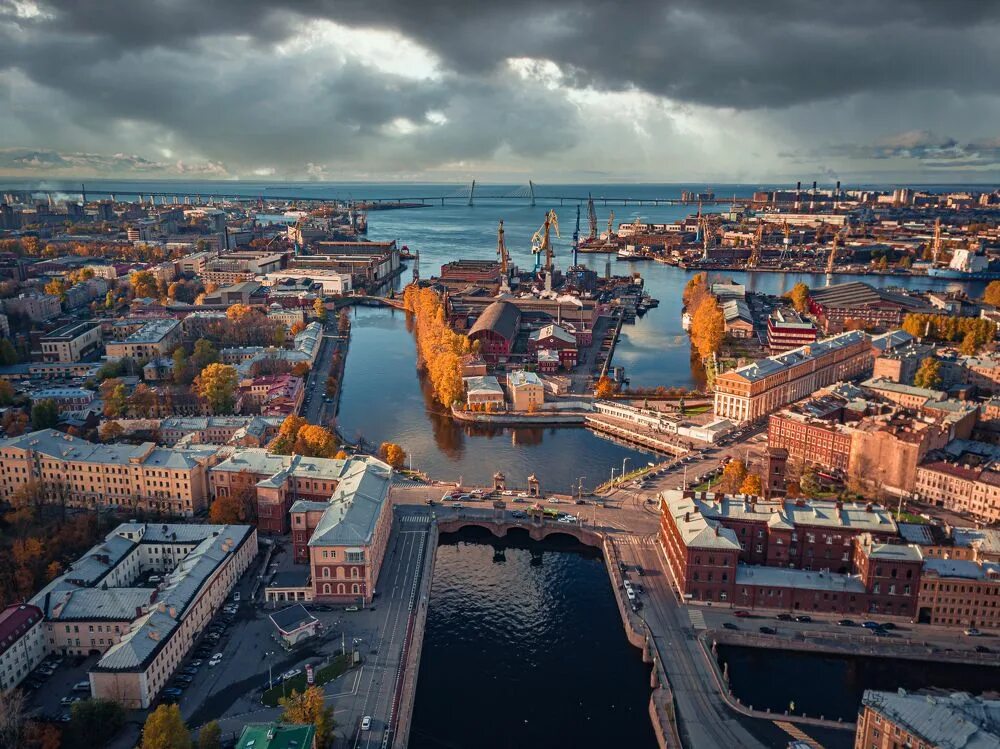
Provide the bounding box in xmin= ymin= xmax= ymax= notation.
xmin=402 ymin=285 xmax=470 ymax=407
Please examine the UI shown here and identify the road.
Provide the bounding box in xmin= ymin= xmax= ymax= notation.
xmin=302 ymin=320 xmax=341 ymax=426
xmin=346 ymin=513 xmax=429 ymax=749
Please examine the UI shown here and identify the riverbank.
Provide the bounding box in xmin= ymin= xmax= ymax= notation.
xmin=450 ymin=404 xmax=589 ymax=425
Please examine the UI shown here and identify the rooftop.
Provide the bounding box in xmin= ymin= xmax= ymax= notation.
xmin=40 ymin=321 xmax=100 ymax=341
xmin=862 ymin=689 xmax=1000 ymax=749
xmin=236 ymin=723 xmax=316 ymax=749
xmin=508 ymin=369 xmax=543 ymax=388
xmin=121 ymin=318 xmax=180 ymax=344
xmin=308 ymin=457 xmax=392 ymax=547
xmin=464 ymin=375 xmax=503 ymax=395
xmin=735 ymin=565 xmax=866 ymax=594
xmin=724 ymin=330 xmax=869 ymax=384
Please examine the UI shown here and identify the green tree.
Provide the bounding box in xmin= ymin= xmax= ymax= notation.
xmin=197 ymin=721 xmax=221 ymax=749
xmin=913 ymin=356 xmax=942 ymax=389
xmin=141 ymin=704 xmax=191 ymax=749
xmin=195 ymin=363 xmax=238 ymax=414
xmin=30 ymin=400 xmax=59 ymax=430
xmin=800 ymin=468 xmax=822 ymax=496
xmin=192 ymin=338 xmax=219 ymax=369
xmin=0 ymin=338 xmax=18 ymax=365
xmin=68 ymin=698 xmax=126 ymax=748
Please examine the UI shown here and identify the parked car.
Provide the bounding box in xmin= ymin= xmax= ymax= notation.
xmin=345 ymin=605 xmax=360 ymax=612
xmin=964 ymin=628 xmax=983 ymax=637
xmin=794 ymin=615 xmax=812 ymax=623
xmin=975 ymin=645 xmax=992 ymax=653
xmin=233 ymin=592 xmax=241 ymax=602
xmin=733 ymin=610 xmax=751 ymax=618
xmin=837 ymin=619 xmax=856 ymax=627
xmin=60 ymin=696 xmax=82 ymax=706
xmin=722 ymin=623 xmax=738 ymax=631
xmin=281 ymin=668 xmax=302 ymax=682
xmin=759 ymin=626 xmax=777 ymax=635
xmin=72 ymin=680 xmax=90 ymax=692
xmin=209 ymin=653 xmax=223 ymax=666
xmin=861 ymin=621 xmax=882 ymax=630
xmin=776 ymin=613 xmax=793 ymax=621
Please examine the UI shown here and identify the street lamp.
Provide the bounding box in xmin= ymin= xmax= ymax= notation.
xmin=622 ymin=457 xmax=630 ymax=480
xmin=577 ymin=476 xmax=586 ymax=501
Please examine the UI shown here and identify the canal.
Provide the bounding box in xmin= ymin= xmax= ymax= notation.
xmin=717 ymin=643 xmax=1000 ymax=722
xmin=409 ymin=527 xmax=658 ymax=749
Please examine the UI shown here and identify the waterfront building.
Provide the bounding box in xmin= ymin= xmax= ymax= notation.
xmin=528 ymin=323 xmax=579 ymax=368
xmin=0 ymin=429 xmax=220 ymax=516
xmin=721 ymin=300 xmax=754 ymax=338
xmin=439 ymin=259 xmax=502 ymax=285
xmin=40 ymin=321 xmax=103 ymax=363
xmin=256 ymin=268 xmax=352 ymax=295
xmin=856 ymin=689 xmax=1000 ymax=749
xmin=203 ymin=251 xmax=285 ymax=286
xmin=658 ymin=491 xmax=921 ymax=616
xmin=808 ymin=282 xmax=928 ymax=333
xmin=464 ymin=375 xmax=505 ymax=408
xmin=0 ymin=603 xmax=46 ymax=691
xmin=507 ymin=370 xmax=545 ymax=411
xmin=105 ymin=318 xmax=182 ymax=360
xmin=766 ymin=308 xmax=817 ymax=353
xmin=918 ymin=557 xmax=1000 ymax=630
xmin=467 ymin=300 xmax=521 ymax=364
xmin=714 ymin=330 xmax=873 ymax=423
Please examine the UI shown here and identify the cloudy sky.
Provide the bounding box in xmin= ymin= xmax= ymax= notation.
xmin=1 ymin=0 xmax=999 ymax=184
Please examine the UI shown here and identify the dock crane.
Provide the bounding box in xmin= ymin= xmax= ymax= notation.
xmin=747 ymin=221 xmax=766 ymax=268
xmin=572 ymin=204 xmax=581 ymax=267
xmin=606 ymin=210 xmax=615 ymax=242
xmin=825 ymin=228 xmax=844 ymax=278
xmin=780 ymin=220 xmax=792 ymax=262
xmin=932 ymin=218 xmax=943 ymax=264
xmin=497 ymin=219 xmax=511 ymax=293
xmin=587 ymin=194 xmax=598 ymax=240
xmin=531 ymin=209 xmax=560 ymax=277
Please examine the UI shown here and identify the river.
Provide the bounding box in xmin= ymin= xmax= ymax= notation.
xmin=409 ymin=527 xmax=658 ymax=749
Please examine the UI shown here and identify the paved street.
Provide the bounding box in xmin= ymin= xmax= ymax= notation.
xmin=303 ymin=319 xmax=341 ymax=426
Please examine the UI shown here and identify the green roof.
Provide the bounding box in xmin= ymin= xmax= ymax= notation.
xmin=236 ymin=723 xmax=315 ymax=749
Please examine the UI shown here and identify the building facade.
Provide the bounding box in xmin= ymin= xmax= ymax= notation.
xmin=0 ymin=603 xmax=46 ymax=691
xmin=40 ymin=321 xmax=103 ymax=363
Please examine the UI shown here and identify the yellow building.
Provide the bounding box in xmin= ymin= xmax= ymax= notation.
xmin=507 ymin=370 xmax=545 ymax=412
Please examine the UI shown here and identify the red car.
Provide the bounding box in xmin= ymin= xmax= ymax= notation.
xmin=733 ymin=610 xmax=752 ymax=618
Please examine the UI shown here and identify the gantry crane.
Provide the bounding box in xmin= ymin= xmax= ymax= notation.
xmin=780 ymin=220 xmax=792 ymax=261
xmin=932 ymin=218 xmax=943 ymax=264
xmin=531 ymin=209 xmax=560 ymax=275
xmin=497 ymin=219 xmax=511 ymax=292
xmin=587 ymin=194 xmax=598 ymax=240
xmin=825 ymin=228 xmax=845 ymax=277
xmin=606 ymin=209 xmax=615 ymax=241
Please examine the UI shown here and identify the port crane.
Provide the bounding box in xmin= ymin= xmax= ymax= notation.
xmin=932 ymin=218 xmax=943 ymax=264
xmin=779 ymin=220 xmax=793 ymax=262
xmin=747 ymin=221 xmax=766 ymax=268
xmin=497 ymin=219 xmax=511 ymax=293
xmin=825 ymin=227 xmax=845 ymax=278
xmin=531 ymin=209 xmax=560 ymax=276
xmin=606 ymin=210 xmax=615 ymax=241
xmin=587 ymin=194 xmax=598 ymax=240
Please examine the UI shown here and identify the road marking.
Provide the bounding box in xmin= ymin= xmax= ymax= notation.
xmin=774 ymin=721 xmax=824 ymax=748
xmin=687 ymin=609 xmax=706 ymax=630
xmin=398 ymin=515 xmax=430 ymax=524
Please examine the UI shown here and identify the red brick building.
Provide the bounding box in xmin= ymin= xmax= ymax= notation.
xmin=467 ymin=300 xmax=521 ymax=364
xmin=856 ymin=689 xmax=1000 ymax=749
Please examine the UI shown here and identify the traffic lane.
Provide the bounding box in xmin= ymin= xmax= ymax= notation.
xmin=349 ymin=527 xmax=422 ymax=748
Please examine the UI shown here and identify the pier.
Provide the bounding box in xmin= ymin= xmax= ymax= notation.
xmin=585 ymin=413 xmax=690 ymax=456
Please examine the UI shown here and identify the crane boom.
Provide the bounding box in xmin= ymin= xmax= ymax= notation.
xmin=530 ymin=209 xmax=560 ymax=274
xmin=587 ymin=194 xmax=598 ymax=240
xmin=497 ymin=219 xmax=510 ymax=292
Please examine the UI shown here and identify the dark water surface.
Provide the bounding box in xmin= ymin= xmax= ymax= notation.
xmin=409 ymin=527 xmax=657 ymax=749
xmin=717 ymin=644 xmax=1000 ymax=722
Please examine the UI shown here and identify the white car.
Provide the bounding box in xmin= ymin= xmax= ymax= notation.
xmin=361 ymin=716 xmax=372 ymax=731
xmin=281 ymin=668 xmax=302 ymax=682
xmin=209 ymin=653 xmax=223 ymax=666
xmin=233 ymin=592 xmax=241 ymax=602
xmin=626 ymin=588 xmax=637 ymax=602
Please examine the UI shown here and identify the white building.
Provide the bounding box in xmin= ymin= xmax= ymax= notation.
xmin=0 ymin=603 xmax=46 ymax=691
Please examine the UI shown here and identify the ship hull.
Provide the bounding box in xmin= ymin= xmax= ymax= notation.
xmin=926 ymin=268 xmax=1000 ymax=280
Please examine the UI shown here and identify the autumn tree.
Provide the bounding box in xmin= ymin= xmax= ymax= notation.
xmin=718 ymin=459 xmax=748 ymax=494
xmin=128 ymin=383 xmax=157 ymax=418
xmin=293 ymin=425 xmax=339 ymax=458
xmin=226 ymin=303 xmax=253 ymax=322
xmin=402 ymin=286 xmax=470 ymax=407
xmin=682 ymin=272 xmax=710 ymax=312
xmin=0 ymin=689 xmax=27 ymax=748
xmin=785 ymin=282 xmax=810 ymax=314
xmin=130 ymin=270 xmax=158 ymax=299
xmin=313 ymin=297 xmax=328 ymax=321
xmin=141 ymin=704 xmax=191 ymax=749
xmin=291 ymin=361 xmax=311 ymax=377
xmin=290 ymin=321 xmax=307 ymax=335
xmin=983 ymin=280 xmax=1000 ymax=307
xmin=739 ymin=473 xmax=763 ymax=496
xmin=690 ymin=296 xmax=724 ymax=359
xmin=102 ymin=381 xmax=128 ymax=418
xmin=913 ymin=357 xmax=942 ymax=389
xmin=99 ymin=420 xmax=125 ymax=443
xmin=30 ymin=400 xmax=59 ymax=430
xmin=594 ymin=376 xmax=617 ymax=399
xmin=800 ymin=468 xmax=822 ymax=496
xmin=379 ymin=442 xmax=407 ymax=469
xmin=0 ymin=379 xmax=13 ymax=406
xmin=195 ymin=363 xmax=238 ymax=414
xmin=279 ymin=686 xmax=334 ymax=749
xmin=44 ymin=278 xmax=68 ymax=300
xmin=197 ymin=721 xmax=222 ymax=749
xmin=269 ymin=415 xmax=308 ymax=454
xmin=23 ymin=720 xmax=61 ymax=749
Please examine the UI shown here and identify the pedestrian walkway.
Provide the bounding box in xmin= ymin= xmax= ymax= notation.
xmin=774 ymin=721 xmax=824 ymax=748
xmin=398 ymin=514 xmax=431 ymax=524
xmin=619 ymin=534 xmax=654 ymax=549
xmin=688 ymin=608 xmax=707 ymax=630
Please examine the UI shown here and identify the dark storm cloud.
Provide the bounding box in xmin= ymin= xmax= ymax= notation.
xmin=10 ymin=0 xmax=1000 ymax=108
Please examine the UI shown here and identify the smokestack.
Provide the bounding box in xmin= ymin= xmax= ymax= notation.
xmin=796 ymin=181 xmax=801 ymax=191
xmin=836 ymin=180 xmax=841 ymax=193
xmin=812 ymin=180 xmax=817 ymax=192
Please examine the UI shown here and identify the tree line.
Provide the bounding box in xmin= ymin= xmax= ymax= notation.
xmin=402 ymin=285 xmax=473 ymax=407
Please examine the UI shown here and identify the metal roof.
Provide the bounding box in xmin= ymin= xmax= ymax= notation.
xmin=308 ymin=457 xmax=392 ymax=548
xmin=468 ymin=300 xmax=521 ymax=341
xmin=862 ymin=689 xmax=1000 ymax=749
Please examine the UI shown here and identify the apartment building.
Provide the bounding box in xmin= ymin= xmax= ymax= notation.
xmin=915 ymin=456 xmax=1000 ymax=524
xmin=918 ymin=557 xmax=1000 ymax=630
xmin=767 ymin=394 xmax=854 ymax=472
xmin=159 ymin=415 xmax=283 ymax=447
xmin=658 ymin=491 xmax=920 ymax=616
xmin=0 ymin=603 xmax=46 ymax=691
xmin=766 ymin=308 xmax=817 ymax=353
xmin=508 ymin=370 xmax=545 ymax=411
xmin=29 ymin=387 xmax=96 ymax=414
xmin=40 ymin=321 xmax=103 ymax=363
xmin=856 ymin=689 xmax=1000 ymax=749
xmin=105 ymin=318 xmax=182 ymax=360
xmin=3 ymin=292 xmax=62 ymax=322
xmin=714 ymin=330 xmax=873 ymax=423
xmin=0 ymin=429 xmax=220 ymax=516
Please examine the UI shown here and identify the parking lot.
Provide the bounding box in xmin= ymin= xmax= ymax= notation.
xmin=22 ymin=653 xmax=102 ymax=723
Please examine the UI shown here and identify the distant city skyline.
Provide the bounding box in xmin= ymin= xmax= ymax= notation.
xmin=1 ymin=1 xmax=999 ymax=183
